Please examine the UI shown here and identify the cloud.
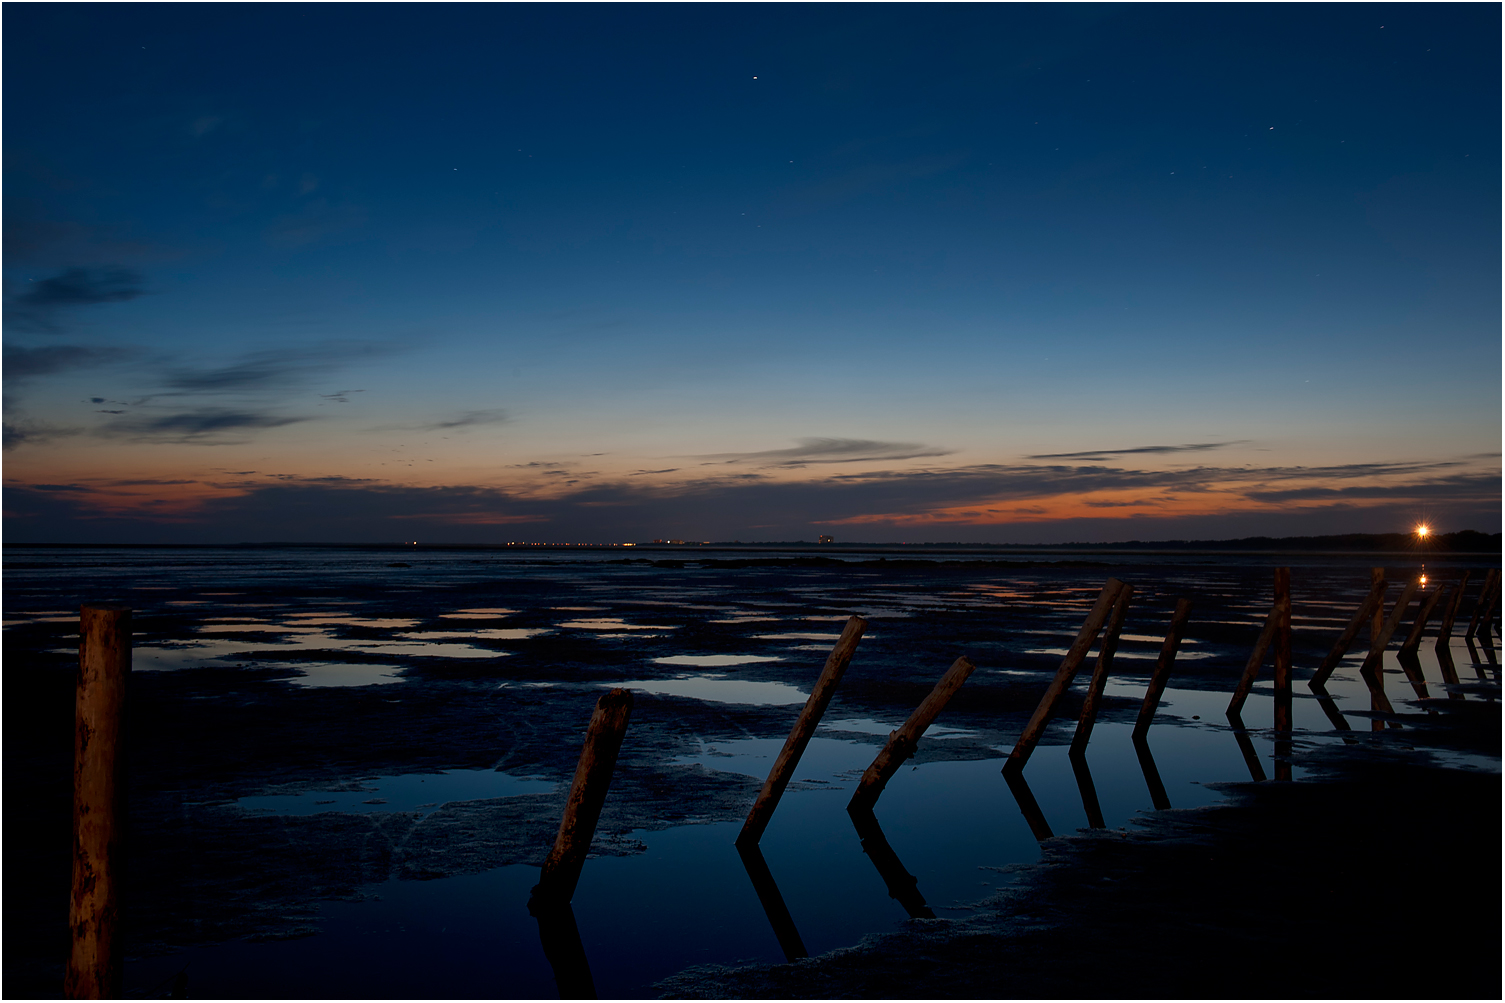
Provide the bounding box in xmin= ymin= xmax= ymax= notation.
xmin=152 ymin=343 xmax=393 ymax=399
xmin=99 ymin=408 xmax=309 ymax=444
xmin=424 ymin=409 xmax=510 ymax=430
xmin=1026 ymin=441 xmax=1249 ymax=460
xmin=697 ymin=437 xmax=953 ymax=467
xmin=3 ymin=344 xmax=134 ymax=382
xmin=2 ymin=417 xmax=82 ymax=451
xmin=7 ymin=267 xmax=147 ymax=332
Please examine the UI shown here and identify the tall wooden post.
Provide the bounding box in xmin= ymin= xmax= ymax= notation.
xmin=1069 ymin=584 xmax=1133 ymax=755
xmin=1400 ymin=583 xmax=1447 ymax=654
xmin=1464 ymin=569 xmax=1497 ymax=639
xmin=1433 ymin=571 xmax=1472 ymax=655
xmin=738 ymin=617 xmax=865 ymax=846
xmin=847 ymin=656 xmax=975 ymax=813
xmin=1310 ymin=577 xmax=1386 ymax=689
xmin=66 ymin=604 xmax=131 ymax=1001
xmin=1003 ymin=579 xmax=1126 ymax=773
xmin=1272 ymin=569 xmax=1292 ymax=782
xmin=1369 ymin=566 xmax=1385 ymax=646
xmin=531 ymin=689 xmax=633 ymax=906
xmin=1132 ymin=598 xmax=1193 ymax=738
xmin=1226 ymin=606 xmax=1279 ymax=717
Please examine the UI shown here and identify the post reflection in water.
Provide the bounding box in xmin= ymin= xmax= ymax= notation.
xmin=529 ymin=900 xmax=596 ymax=1000
xmin=1309 ymin=682 xmax=1359 ymax=742
xmin=1435 ymin=645 xmax=1466 ymax=700
xmin=1225 ymin=711 xmax=1267 ymax=782
xmin=735 ymin=842 xmax=808 ymax=961
xmin=1067 ymin=750 xmax=1106 ymax=828
xmin=1002 ymin=767 xmax=1054 ymax=841
xmin=1131 ymin=734 xmax=1171 ymax=810
xmin=1395 ymin=650 xmax=1431 ymax=702
xmin=846 ymin=806 xmax=936 ymax=919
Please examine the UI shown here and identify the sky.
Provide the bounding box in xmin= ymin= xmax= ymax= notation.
xmin=4 ymin=3 xmax=1500 ymax=545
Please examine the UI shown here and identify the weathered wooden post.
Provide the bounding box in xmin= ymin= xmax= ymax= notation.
xmin=1226 ymin=606 xmax=1279 ymax=717
xmin=1472 ymin=572 xmax=1500 ymax=640
xmin=1310 ymin=576 xmax=1387 ymax=689
xmin=1369 ymin=566 xmax=1385 ymax=645
xmin=1069 ymin=584 xmax=1134 ymax=755
xmin=1357 ymin=578 xmax=1420 ymax=702
xmin=1132 ymin=598 xmax=1193 ymax=738
xmin=66 ymin=604 xmax=130 ymax=1001
xmin=1002 ymin=579 xmax=1126 ymax=774
xmin=1272 ymin=568 xmax=1292 ymax=782
xmin=848 ymin=656 xmax=975 ymax=813
xmin=1399 ymin=582 xmax=1448 ymax=654
xmin=737 ymin=616 xmax=865 ymax=846
xmin=1433 ymin=571 xmax=1472 ymax=655
xmin=531 ymin=689 xmax=634 ymax=906
xmin=1464 ymin=569 xmax=1497 ymax=640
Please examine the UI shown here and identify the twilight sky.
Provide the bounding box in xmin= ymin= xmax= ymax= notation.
xmin=4 ymin=3 xmax=1500 ymax=544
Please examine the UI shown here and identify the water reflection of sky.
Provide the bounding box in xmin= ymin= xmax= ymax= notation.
xmin=237 ymin=769 xmax=556 ymax=816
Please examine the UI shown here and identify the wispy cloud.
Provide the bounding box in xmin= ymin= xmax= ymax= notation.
xmin=3 ymin=344 xmax=135 ymax=382
xmin=7 ymin=267 xmax=147 ymax=332
xmin=1026 ymin=441 xmax=1249 ymax=460
xmin=371 ymin=409 xmax=510 ymax=433
xmin=99 ymin=408 xmax=308 ymax=444
xmin=697 ymin=437 xmax=953 ymax=467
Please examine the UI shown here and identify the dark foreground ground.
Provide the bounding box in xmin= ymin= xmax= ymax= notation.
xmin=662 ymin=743 xmax=1502 ymax=999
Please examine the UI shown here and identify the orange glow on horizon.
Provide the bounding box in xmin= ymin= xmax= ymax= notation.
xmin=1416 ymin=523 xmax=1430 ymax=537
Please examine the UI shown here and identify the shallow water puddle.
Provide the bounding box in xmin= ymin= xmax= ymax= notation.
xmin=614 ymin=675 xmax=809 ymax=705
xmin=652 ymin=654 xmax=785 ymax=667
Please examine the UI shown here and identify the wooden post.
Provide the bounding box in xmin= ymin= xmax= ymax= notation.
xmin=1003 ymin=768 xmax=1054 ymax=841
xmin=738 ymin=617 xmax=865 ymax=846
xmin=1399 ymin=582 xmax=1447 ymax=654
xmin=1356 ymin=578 xmax=1421 ymax=687
xmin=1002 ymin=579 xmax=1126 ymax=773
xmin=1433 ymin=571 xmax=1472 ymax=655
xmin=1226 ymin=605 xmax=1279 ymax=717
xmin=1473 ymin=573 xmax=1500 ymax=640
xmin=847 ymin=656 xmax=975 ymax=813
xmin=1310 ymin=578 xmax=1387 ymax=689
xmin=1069 ymin=584 xmax=1134 ymax=755
xmin=67 ymin=604 xmax=130 ymax=1001
xmin=1272 ymin=568 xmax=1292 ymax=736
xmin=531 ymin=689 xmax=633 ymax=906
xmin=1395 ymin=651 xmax=1430 ymax=701
xmin=1132 ymin=734 xmax=1171 ymax=810
xmin=1435 ymin=644 xmax=1465 ymax=700
xmin=1464 ymin=569 xmax=1497 ymax=639
xmin=1369 ymin=566 xmax=1385 ymax=645
xmin=847 ymin=807 xmax=935 ymax=919
xmin=1068 ymin=749 xmax=1106 ymax=828
xmin=1132 ymin=598 xmax=1193 ymax=739
xmin=736 ymin=843 xmax=808 ymax=961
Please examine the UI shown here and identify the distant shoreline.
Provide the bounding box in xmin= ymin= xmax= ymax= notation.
xmin=5 ymin=529 xmax=1500 ymax=556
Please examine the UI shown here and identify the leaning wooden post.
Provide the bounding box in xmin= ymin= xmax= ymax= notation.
xmin=1357 ymin=578 xmax=1420 ymax=688
xmin=1369 ymin=566 xmax=1385 ymax=645
xmin=1433 ymin=571 xmax=1472 ymax=655
xmin=1069 ymin=584 xmax=1133 ymax=754
xmin=1272 ymin=568 xmax=1292 ymax=782
xmin=66 ymin=604 xmax=131 ymax=1001
xmin=1132 ymin=598 xmax=1193 ymax=739
xmin=847 ymin=656 xmax=976 ymax=813
xmin=1310 ymin=577 xmax=1387 ymax=689
xmin=1473 ymin=574 xmax=1500 ymax=640
xmin=530 ymin=689 xmax=633 ymax=906
xmin=1002 ymin=579 xmax=1126 ymax=774
xmin=1226 ymin=605 xmax=1279 ymax=717
xmin=1399 ymin=581 xmax=1448 ymax=654
xmin=1464 ymin=569 xmax=1497 ymax=639
xmin=737 ymin=616 xmax=865 ymax=846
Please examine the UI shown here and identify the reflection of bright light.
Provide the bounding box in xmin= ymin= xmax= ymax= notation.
xmin=1421 ymin=575 xmax=1428 ymax=585
xmin=1416 ymin=524 xmax=1430 ymax=537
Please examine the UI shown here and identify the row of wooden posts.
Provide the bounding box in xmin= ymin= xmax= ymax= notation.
xmin=525 ymin=566 xmax=1501 ymax=993
xmin=62 ymin=569 xmax=1500 ymax=997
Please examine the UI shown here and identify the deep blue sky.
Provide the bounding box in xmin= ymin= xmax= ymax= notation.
xmin=5 ymin=3 xmax=1499 ymax=543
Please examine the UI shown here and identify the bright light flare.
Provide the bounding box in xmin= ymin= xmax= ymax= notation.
xmin=1416 ymin=524 xmax=1430 ymax=538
